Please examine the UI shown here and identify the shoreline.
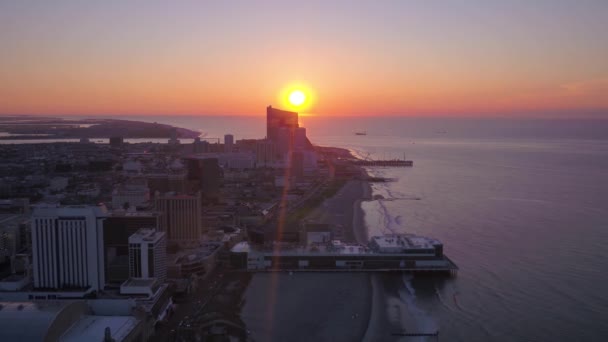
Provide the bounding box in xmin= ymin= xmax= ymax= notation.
xmin=353 ymin=174 xmax=373 ymax=245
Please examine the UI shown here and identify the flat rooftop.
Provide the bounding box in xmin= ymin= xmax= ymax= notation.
xmin=371 ymin=234 xmax=440 ymax=250
xmin=60 ymin=316 xmax=140 ymax=342
xmin=232 ymin=241 xmax=371 ymax=256
xmin=233 ymin=234 xmax=444 ymax=257
xmin=121 ymin=278 xmax=157 ymax=288
xmin=129 ymin=228 xmax=165 ymax=243
xmin=173 ymin=244 xmax=220 ymax=263
xmin=109 ymin=210 xmax=157 ymax=217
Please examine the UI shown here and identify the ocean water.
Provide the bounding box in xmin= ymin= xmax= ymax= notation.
xmin=9 ymin=115 xmax=608 ymax=340
xmin=313 ymin=120 xmax=608 ymax=341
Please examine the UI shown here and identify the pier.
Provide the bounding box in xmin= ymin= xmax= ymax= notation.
xmin=230 ymin=236 xmax=459 ymax=276
xmin=353 ymin=159 xmax=413 ymax=167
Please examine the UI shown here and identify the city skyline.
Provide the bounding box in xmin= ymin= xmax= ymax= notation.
xmin=1 ymin=1 xmax=607 ymax=118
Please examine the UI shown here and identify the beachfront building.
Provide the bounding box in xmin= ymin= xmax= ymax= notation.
xmin=266 ymin=106 xmax=299 ymax=142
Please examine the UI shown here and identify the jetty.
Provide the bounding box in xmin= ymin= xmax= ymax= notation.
xmin=353 ymin=159 xmax=413 ymax=167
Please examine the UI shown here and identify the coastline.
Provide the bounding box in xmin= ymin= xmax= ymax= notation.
xmin=353 ymin=175 xmax=373 ymax=245
xmin=0 ymin=117 xmax=200 ymax=140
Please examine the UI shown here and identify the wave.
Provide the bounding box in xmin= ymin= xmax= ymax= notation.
xmin=397 ymin=274 xmax=438 ymax=341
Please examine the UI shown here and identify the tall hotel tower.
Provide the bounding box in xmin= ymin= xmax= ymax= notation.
xmin=266 ymin=106 xmax=299 ymax=142
xmin=155 ymin=192 xmax=202 ymax=242
xmin=31 ymin=206 xmax=107 ymax=291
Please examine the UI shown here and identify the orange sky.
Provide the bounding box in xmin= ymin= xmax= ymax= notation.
xmin=1 ymin=1 xmax=607 ymax=118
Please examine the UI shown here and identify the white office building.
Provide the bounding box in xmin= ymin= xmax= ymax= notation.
xmin=31 ymin=205 xmax=107 ymax=291
xmin=128 ymin=229 xmax=167 ymax=281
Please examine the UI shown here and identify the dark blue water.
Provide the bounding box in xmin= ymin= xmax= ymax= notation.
xmin=20 ymin=115 xmax=608 ymax=341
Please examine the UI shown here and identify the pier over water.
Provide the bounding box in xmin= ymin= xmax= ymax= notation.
xmin=230 ymin=234 xmax=458 ymax=275
xmin=353 ymin=159 xmax=413 ymax=167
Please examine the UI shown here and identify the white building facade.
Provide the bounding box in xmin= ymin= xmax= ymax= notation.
xmin=31 ymin=206 xmax=107 ymax=291
xmin=128 ymin=229 xmax=167 ymax=281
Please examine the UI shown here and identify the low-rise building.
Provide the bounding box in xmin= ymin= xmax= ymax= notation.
xmin=167 ymin=243 xmax=221 ymax=279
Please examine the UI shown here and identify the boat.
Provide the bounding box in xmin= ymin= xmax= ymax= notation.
xmin=355 ymin=130 xmax=367 ymax=136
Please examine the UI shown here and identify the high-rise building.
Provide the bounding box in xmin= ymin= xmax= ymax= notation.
xmin=266 ymin=106 xmax=298 ymax=142
xmin=184 ymin=157 xmax=221 ymax=199
xmin=31 ymin=206 xmax=107 ymax=291
xmin=276 ymin=126 xmax=292 ymax=157
xmin=224 ymin=134 xmax=234 ymax=153
xmin=290 ymin=151 xmax=304 ymax=179
xmin=128 ymin=228 xmax=167 ymax=281
xmin=0 ymin=214 xmax=28 ymax=265
xmin=256 ymin=139 xmax=277 ymax=166
xmin=104 ymin=211 xmax=160 ymax=285
xmin=155 ymin=192 xmax=202 ymax=242
xmin=294 ymin=127 xmax=307 ymax=151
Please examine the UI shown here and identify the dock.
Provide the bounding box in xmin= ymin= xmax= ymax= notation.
xmin=353 ymin=160 xmax=413 ymax=167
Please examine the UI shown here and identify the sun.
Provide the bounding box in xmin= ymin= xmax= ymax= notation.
xmin=288 ymin=90 xmax=306 ymax=106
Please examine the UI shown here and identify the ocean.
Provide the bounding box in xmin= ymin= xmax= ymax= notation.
xmin=7 ymin=115 xmax=608 ymax=341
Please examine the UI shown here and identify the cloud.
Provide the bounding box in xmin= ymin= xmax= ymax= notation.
xmin=557 ymin=78 xmax=608 ymax=97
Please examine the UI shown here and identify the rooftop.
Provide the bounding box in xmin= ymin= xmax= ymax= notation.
xmin=108 ymin=210 xmax=157 ymax=217
xmin=129 ymin=228 xmax=165 ymax=243
xmin=172 ymin=243 xmax=221 ymax=264
xmin=0 ymin=301 xmax=85 ymax=341
xmin=233 ymin=234 xmax=443 ymax=256
xmin=371 ymin=234 xmax=441 ymax=250
xmin=60 ymin=315 xmax=140 ymax=342
xmin=32 ymin=205 xmax=108 ymax=218
xmin=121 ymin=278 xmax=157 ymax=288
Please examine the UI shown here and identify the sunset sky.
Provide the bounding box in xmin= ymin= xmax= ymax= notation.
xmin=1 ymin=0 xmax=607 ymax=117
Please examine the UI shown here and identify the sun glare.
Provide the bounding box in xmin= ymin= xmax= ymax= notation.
xmin=288 ymin=90 xmax=306 ymax=106
xmin=278 ymin=83 xmax=315 ymax=112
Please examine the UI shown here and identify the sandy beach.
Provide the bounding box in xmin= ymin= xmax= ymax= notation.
xmin=304 ymin=162 xmax=372 ymax=245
